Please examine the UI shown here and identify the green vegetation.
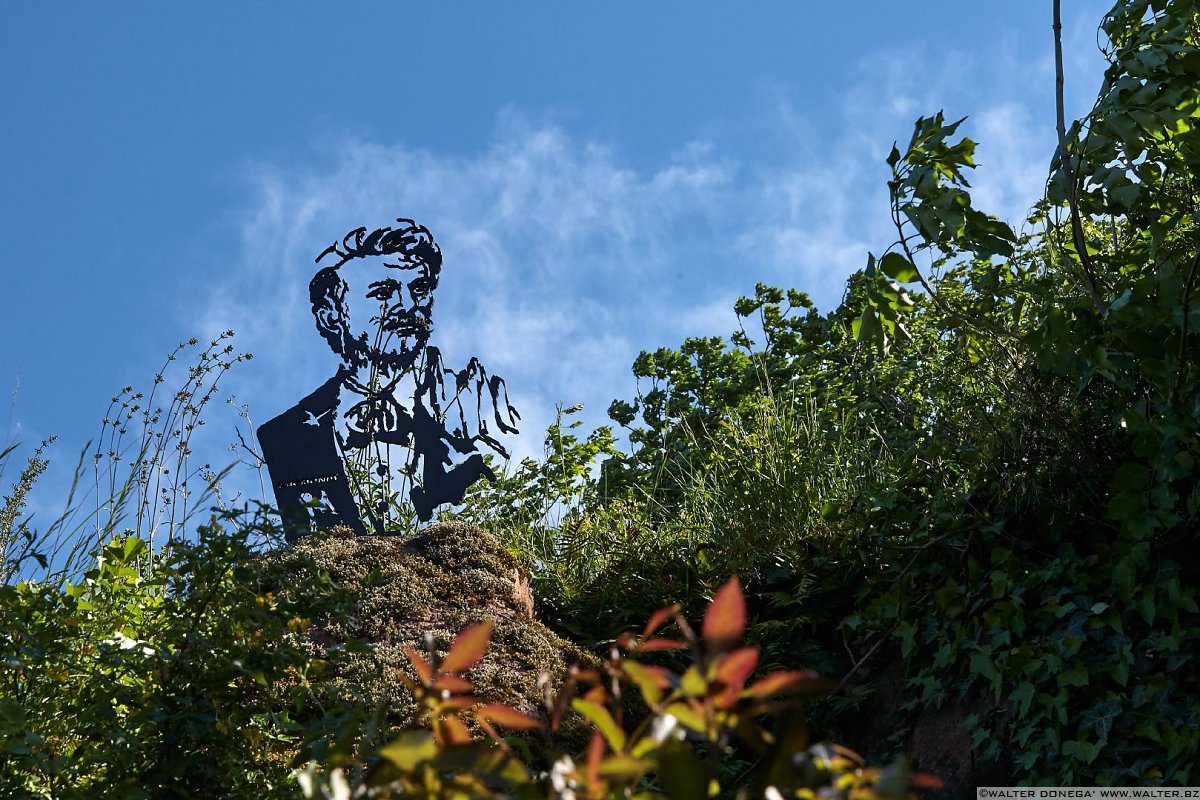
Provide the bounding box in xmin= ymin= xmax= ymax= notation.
xmin=462 ymin=0 xmax=1200 ymax=785
xmin=4 ymin=0 xmax=1200 ymax=794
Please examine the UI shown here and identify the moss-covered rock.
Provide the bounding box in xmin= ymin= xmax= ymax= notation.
xmin=254 ymin=522 xmax=592 ymax=743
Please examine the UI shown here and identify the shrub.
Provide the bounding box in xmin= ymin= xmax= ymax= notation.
xmin=297 ymin=577 xmax=941 ymax=800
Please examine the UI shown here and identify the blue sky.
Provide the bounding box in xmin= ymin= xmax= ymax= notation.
xmin=1 ymin=2 xmax=1112 ymax=529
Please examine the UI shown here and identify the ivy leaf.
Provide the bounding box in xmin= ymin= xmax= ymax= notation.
xmin=1079 ymin=701 xmax=1122 ymax=742
xmin=1010 ymin=681 xmax=1036 ymax=719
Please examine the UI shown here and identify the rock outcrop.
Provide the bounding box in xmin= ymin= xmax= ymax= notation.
xmin=256 ymin=522 xmax=591 ymax=738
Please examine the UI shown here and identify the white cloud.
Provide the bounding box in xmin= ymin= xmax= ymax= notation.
xmin=194 ymin=18 xmax=1115 ymax=510
xmin=198 ymin=114 xmax=740 ymax=485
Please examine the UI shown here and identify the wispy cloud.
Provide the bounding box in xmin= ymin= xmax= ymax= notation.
xmin=199 ymin=112 xmax=736 ymax=476
xmin=196 ymin=18 xmax=1113 ymax=503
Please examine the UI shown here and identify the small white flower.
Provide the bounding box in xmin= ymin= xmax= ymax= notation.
xmin=329 ymin=768 xmax=351 ymax=800
xmin=650 ymin=713 xmax=683 ymax=743
xmin=550 ymin=755 xmax=578 ymax=800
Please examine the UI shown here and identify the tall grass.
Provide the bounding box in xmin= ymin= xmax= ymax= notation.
xmin=0 ymin=333 xmax=253 ymax=585
xmin=670 ymin=394 xmax=892 ymax=571
xmin=452 ymin=383 xmax=893 ymax=647
xmin=0 ymin=439 xmax=54 ymax=583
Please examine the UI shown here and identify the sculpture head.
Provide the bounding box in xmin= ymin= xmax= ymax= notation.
xmin=309 ymin=219 xmax=443 ymax=373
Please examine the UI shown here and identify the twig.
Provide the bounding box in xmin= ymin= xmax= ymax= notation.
xmin=1174 ymin=249 xmax=1200 ymax=398
xmin=1054 ymin=0 xmax=1107 ymax=311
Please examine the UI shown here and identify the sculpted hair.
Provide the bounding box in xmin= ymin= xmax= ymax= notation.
xmin=315 ymin=218 xmax=442 ymax=278
xmin=309 ymin=219 xmax=443 ymax=362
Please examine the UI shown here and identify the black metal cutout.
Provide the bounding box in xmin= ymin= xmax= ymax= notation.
xmin=257 ymin=219 xmax=520 ymax=541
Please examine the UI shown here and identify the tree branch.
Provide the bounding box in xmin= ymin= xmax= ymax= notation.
xmin=1054 ymin=0 xmax=1106 ymax=311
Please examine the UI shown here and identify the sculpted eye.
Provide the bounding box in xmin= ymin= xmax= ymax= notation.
xmin=367 ymin=279 xmax=403 ymax=301
xmin=409 ymin=276 xmax=434 ymax=297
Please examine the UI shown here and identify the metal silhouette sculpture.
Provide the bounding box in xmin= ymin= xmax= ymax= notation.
xmin=257 ymin=219 xmax=519 ymax=541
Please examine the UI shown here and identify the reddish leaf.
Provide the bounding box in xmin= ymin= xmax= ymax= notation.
xmin=550 ymin=675 xmax=577 ymax=732
xmin=910 ymin=773 xmax=945 ymax=789
xmin=476 ymin=703 xmax=544 ymax=730
xmin=744 ymin=669 xmax=835 ymax=698
xmin=622 ymin=661 xmax=669 ymax=706
xmin=636 ymin=637 xmax=688 ymax=652
xmin=642 ymin=604 xmax=681 ymax=639
xmin=583 ymin=684 xmax=608 ymax=704
xmin=623 ymin=662 xmax=673 ymax=689
xmin=713 ymin=647 xmax=759 ymax=702
xmin=434 ymin=715 xmax=473 ymax=746
xmin=702 ymin=577 xmax=746 ymax=651
xmin=440 ymin=621 xmax=493 ymax=673
xmin=438 ymin=696 xmax=478 ymax=713
xmin=585 ymin=730 xmax=605 ymax=788
xmin=432 ymin=674 xmax=473 ymax=694
xmin=404 ymin=645 xmax=433 ymax=684
xmin=476 ymin=717 xmax=503 ymax=744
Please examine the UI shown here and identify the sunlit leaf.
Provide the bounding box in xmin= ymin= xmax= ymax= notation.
xmin=475 ymin=703 xmax=544 ymax=730
xmin=440 ymin=621 xmax=493 ymax=673
xmin=664 ymin=701 xmax=708 ymax=734
xmin=637 ymin=637 xmax=688 ymax=652
xmin=404 ymin=645 xmax=433 ymax=684
xmin=432 ymin=674 xmax=473 ymax=694
xmin=572 ymin=698 xmax=627 ymax=751
xmin=622 ymin=661 xmax=670 ymax=706
xmin=434 ymin=715 xmax=472 ymax=746
xmin=879 ymin=252 xmax=920 ymax=283
xmin=376 ymin=730 xmax=437 ymax=771
xmin=643 ymin=604 xmax=682 ymax=639
xmin=713 ymin=647 xmax=759 ymax=702
xmin=702 ymin=576 xmax=745 ymax=651
xmin=597 ymin=753 xmax=653 ymax=780
xmin=743 ymin=670 xmax=834 ymax=698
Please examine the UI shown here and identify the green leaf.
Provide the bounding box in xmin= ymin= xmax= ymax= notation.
xmin=376 ymin=731 xmax=437 ymax=771
xmin=1058 ymin=662 xmax=1089 ymax=688
xmin=886 ymin=144 xmax=902 ymax=168
xmin=597 ymin=754 xmax=653 ymax=780
xmin=622 ymin=661 xmax=667 ymax=707
xmin=572 ymin=699 xmax=627 ymax=751
xmin=968 ymin=651 xmax=1001 ymax=690
xmin=1061 ymin=738 xmax=1103 ymax=765
xmin=879 ymin=252 xmax=920 ymax=283
xmin=657 ymin=740 xmax=709 ymax=800
xmin=1010 ymin=682 xmax=1036 ymax=719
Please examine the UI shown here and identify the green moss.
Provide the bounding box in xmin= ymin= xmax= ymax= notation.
xmin=253 ymin=522 xmax=592 ymax=750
